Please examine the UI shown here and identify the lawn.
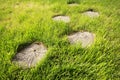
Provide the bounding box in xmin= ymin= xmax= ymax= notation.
xmin=0 ymin=0 xmax=120 ymax=80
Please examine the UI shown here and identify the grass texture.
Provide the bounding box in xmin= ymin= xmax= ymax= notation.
xmin=0 ymin=0 xmax=120 ymax=80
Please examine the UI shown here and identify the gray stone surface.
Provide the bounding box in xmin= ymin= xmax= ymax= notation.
xmin=83 ymin=11 xmax=99 ymax=18
xmin=12 ymin=42 xmax=47 ymax=68
xmin=52 ymin=16 xmax=70 ymax=23
xmin=68 ymin=32 xmax=95 ymax=47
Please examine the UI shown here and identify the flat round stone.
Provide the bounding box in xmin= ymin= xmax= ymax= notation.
xmin=68 ymin=32 xmax=95 ymax=47
xmin=12 ymin=42 xmax=47 ymax=68
xmin=52 ymin=16 xmax=70 ymax=23
xmin=83 ymin=11 xmax=99 ymax=18
xmin=68 ymin=3 xmax=79 ymax=6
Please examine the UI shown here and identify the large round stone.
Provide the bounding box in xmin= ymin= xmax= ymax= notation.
xmin=68 ymin=32 xmax=95 ymax=47
xmin=12 ymin=42 xmax=47 ymax=68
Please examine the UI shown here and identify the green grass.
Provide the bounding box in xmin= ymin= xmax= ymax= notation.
xmin=0 ymin=0 xmax=120 ymax=80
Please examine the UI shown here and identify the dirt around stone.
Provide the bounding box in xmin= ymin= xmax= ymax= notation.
xmin=68 ymin=32 xmax=95 ymax=47
xmin=52 ymin=15 xmax=70 ymax=23
xmin=12 ymin=42 xmax=47 ymax=68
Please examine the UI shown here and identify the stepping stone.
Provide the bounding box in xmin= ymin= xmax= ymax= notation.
xmin=12 ymin=42 xmax=47 ymax=68
xmin=68 ymin=32 xmax=95 ymax=47
xmin=83 ymin=11 xmax=99 ymax=18
xmin=68 ymin=3 xmax=79 ymax=6
xmin=52 ymin=15 xmax=70 ymax=23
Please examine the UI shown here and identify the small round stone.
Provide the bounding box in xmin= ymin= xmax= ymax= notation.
xmin=68 ymin=3 xmax=79 ymax=6
xmin=52 ymin=15 xmax=70 ymax=23
xmin=83 ymin=11 xmax=99 ymax=18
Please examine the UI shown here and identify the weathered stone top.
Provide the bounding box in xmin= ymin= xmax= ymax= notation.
xmin=52 ymin=15 xmax=70 ymax=23
xmin=12 ymin=42 xmax=47 ymax=68
xmin=68 ymin=32 xmax=95 ymax=47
